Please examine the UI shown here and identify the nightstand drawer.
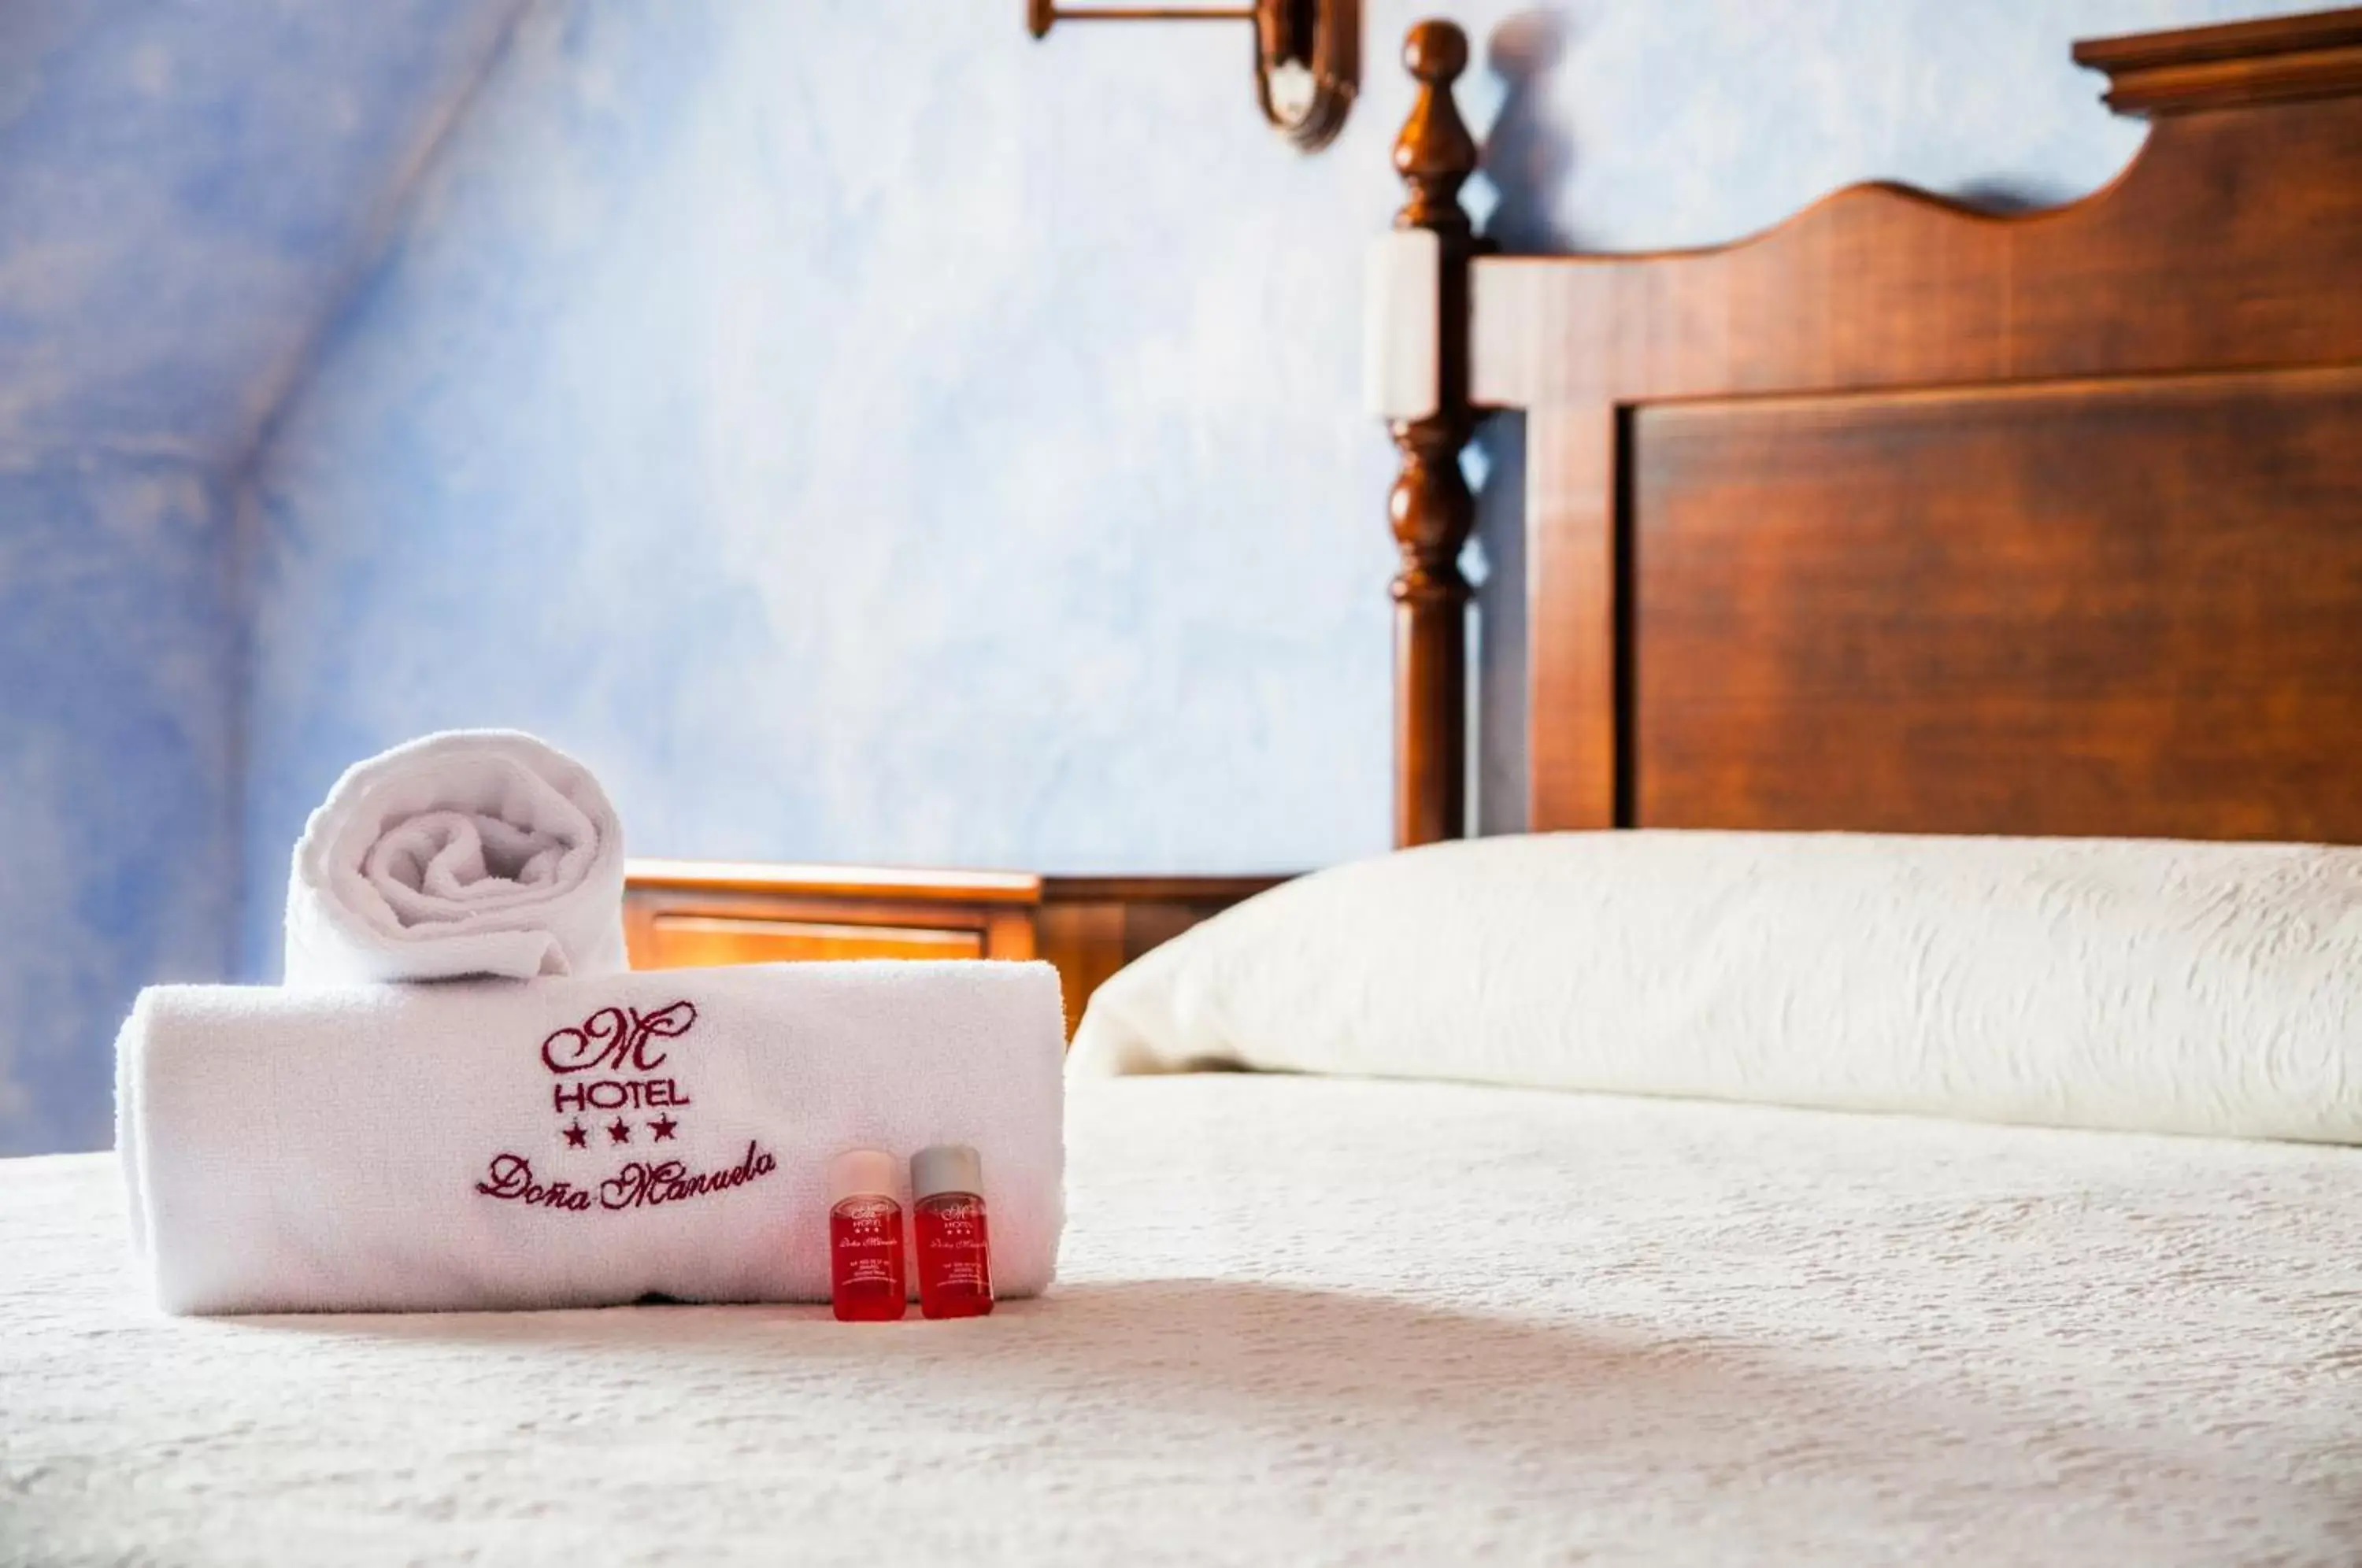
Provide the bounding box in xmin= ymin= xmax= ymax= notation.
xmin=623 ymin=861 xmax=1288 ymax=1036
xmin=641 ymin=915 xmax=986 ymax=967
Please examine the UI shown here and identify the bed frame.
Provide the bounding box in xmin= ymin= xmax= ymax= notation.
xmin=1377 ymin=8 xmax=2362 ymax=849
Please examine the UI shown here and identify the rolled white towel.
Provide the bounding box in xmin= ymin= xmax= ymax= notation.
xmin=115 ymin=960 xmax=1067 ymax=1314
xmin=283 ymin=730 xmax=628 ymax=986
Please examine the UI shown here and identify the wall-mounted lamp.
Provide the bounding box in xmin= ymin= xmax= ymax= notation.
xmin=1027 ymin=0 xmax=1359 ymax=152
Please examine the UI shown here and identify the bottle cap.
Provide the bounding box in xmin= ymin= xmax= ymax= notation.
xmin=827 ymin=1148 xmax=900 ymax=1205
xmin=910 ymin=1144 xmax=983 ymax=1200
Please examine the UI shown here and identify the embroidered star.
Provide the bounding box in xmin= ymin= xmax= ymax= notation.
xmin=607 ymin=1118 xmax=632 ymax=1145
xmin=562 ymin=1120 xmax=589 ymax=1149
xmin=649 ymin=1115 xmax=678 ymax=1141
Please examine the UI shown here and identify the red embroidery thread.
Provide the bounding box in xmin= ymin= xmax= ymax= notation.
xmin=551 ymin=1078 xmax=691 ymax=1113
xmin=475 ymin=1153 xmax=594 ymax=1211
xmin=540 ymin=1000 xmax=698 ymax=1075
xmin=598 ymin=1143 xmax=777 ymax=1211
xmin=479 ymin=994 xmax=776 ymax=1214
xmin=473 ymin=1144 xmax=776 ymax=1215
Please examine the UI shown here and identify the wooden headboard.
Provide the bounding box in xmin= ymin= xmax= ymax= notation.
xmin=1375 ymin=9 xmax=2362 ymax=846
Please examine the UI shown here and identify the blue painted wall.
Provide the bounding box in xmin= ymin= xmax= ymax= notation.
xmin=0 ymin=0 xmax=523 ymax=1154
xmin=239 ymin=0 xmax=2312 ymax=968
xmin=1 ymin=0 xmax=2319 ymax=1151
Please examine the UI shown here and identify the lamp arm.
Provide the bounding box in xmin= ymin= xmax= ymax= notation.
xmin=1027 ymin=0 xmax=1359 ymax=151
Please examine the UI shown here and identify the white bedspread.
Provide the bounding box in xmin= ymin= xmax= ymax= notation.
xmin=5 ymin=1075 xmax=2360 ymax=1566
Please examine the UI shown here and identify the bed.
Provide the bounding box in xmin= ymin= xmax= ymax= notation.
xmin=6 ymin=9 xmax=2362 ymax=1566
xmin=8 ymin=1077 xmax=2360 ymax=1564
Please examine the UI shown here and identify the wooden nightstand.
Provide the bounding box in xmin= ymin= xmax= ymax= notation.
xmin=623 ymin=860 xmax=1287 ymax=1037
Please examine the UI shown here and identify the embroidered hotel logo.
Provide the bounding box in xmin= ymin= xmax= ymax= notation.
xmin=472 ymin=999 xmax=777 ymax=1213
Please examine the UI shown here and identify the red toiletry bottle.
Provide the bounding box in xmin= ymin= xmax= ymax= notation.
xmin=912 ymin=1144 xmax=994 ymax=1319
xmin=827 ymin=1149 xmax=907 ymax=1322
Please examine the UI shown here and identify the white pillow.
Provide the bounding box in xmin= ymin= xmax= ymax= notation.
xmin=1069 ymin=830 xmax=2362 ymax=1144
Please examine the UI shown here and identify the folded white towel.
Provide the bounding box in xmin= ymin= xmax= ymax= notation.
xmin=115 ymin=960 xmax=1066 ymax=1315
xmin=283 ymin=730 xmax=628 ymax=986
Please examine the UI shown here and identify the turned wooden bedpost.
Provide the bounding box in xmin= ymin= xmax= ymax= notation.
xmin=1387 ymin=20 xmax=1478 ymax=848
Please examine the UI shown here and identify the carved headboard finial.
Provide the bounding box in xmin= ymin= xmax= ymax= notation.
xmin=1384 ymin=19 xmax=1479 ymax=848
xmin=1394 ymin=22 xmax=1477 ymax=231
